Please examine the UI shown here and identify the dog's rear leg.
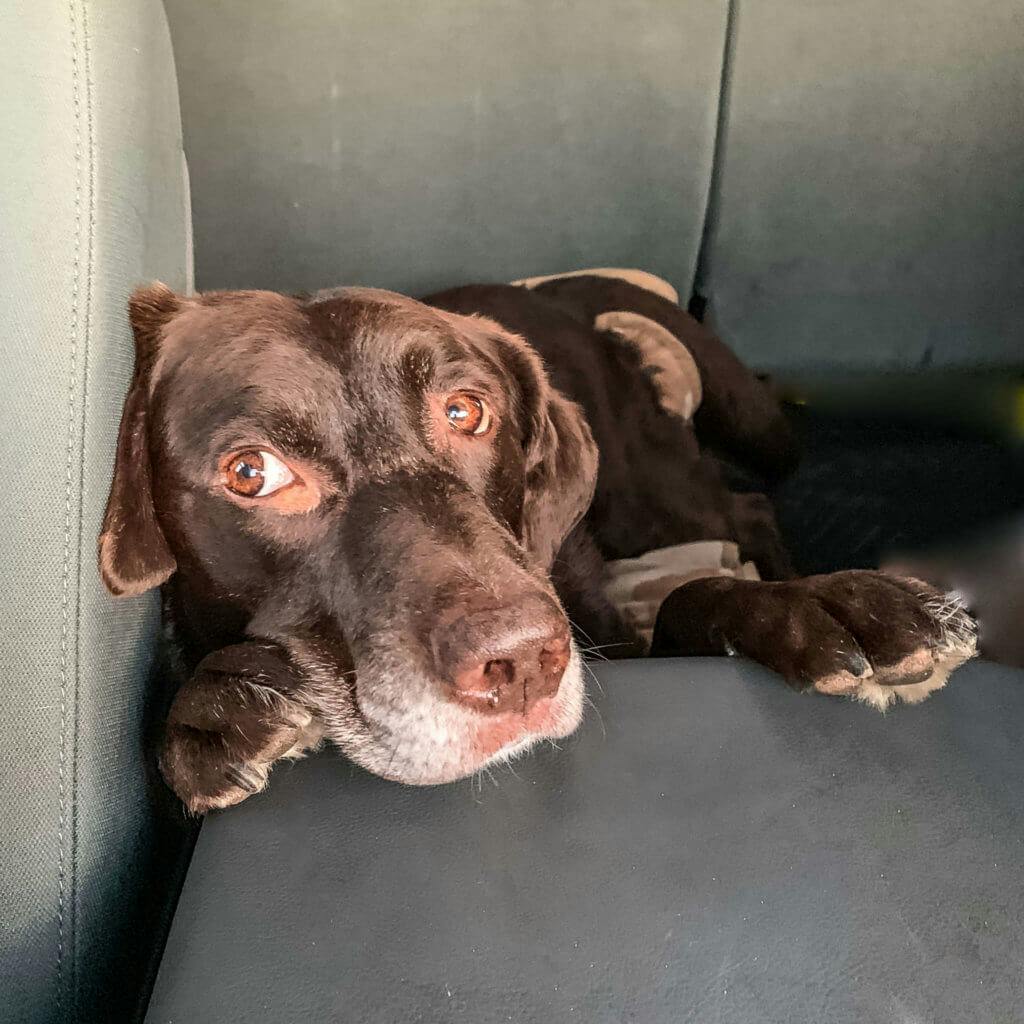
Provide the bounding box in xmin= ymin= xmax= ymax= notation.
xmin=730 ymin=490 xmax=796 ymax=581
xmin=524 ymin=275 xmax=800 ymax=482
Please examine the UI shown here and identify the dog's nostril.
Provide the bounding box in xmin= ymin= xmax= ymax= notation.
xmin=483 ymin=659 xmax=514 ymax=691
xmin=539 ymin=637 xmax=570 ymax=679
xmin=452 ymin=658 xmax=517 ymax=708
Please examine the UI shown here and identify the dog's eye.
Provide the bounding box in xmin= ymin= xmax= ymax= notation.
xmin=222 ymin=450 xmax=295 ymax=498
xmin=445 ymin=392 xmax=491 ymax=436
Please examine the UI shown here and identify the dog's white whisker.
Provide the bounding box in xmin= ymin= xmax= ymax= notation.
xmin=582 ymin=692 xmax=607 ymax=740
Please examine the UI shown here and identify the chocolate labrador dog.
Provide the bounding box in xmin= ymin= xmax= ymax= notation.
xmin=100 ymin=271 xmax=976 ymax=812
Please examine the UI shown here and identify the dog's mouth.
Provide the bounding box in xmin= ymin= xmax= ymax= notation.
xmin=328 ymin=643 xmax=586 ymax=785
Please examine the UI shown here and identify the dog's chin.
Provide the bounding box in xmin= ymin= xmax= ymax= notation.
xmin=330 ymin=645 xmax=586 ymax=786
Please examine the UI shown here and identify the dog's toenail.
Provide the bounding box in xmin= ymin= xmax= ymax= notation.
xmin=225 ymin=765 xmax=260 ymax=792
xmin=841 ymin=651 xmax=871 ymax=677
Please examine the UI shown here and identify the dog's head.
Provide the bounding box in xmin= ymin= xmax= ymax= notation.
xmin=100 ymin=284 xmax=597 ymax=783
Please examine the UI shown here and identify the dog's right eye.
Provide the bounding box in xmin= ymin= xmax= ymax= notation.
xmin=445 ymin=392 xmax=492 ymax=436
xmin=222 ymin=450 xmax=295 ymax=498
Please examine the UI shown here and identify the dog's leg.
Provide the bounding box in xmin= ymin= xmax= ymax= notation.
xmin=513 ymin=267 xmax=680 ymax=304
xmin=729 ymin=490 xmax=796 ymax=581
xmin=523 ymin=274 xmax=800 ymax=482
xmin=159 ymin=641 xmax=323 ymax=814
xmin=650 ymin=571 xmax=977 ymax=708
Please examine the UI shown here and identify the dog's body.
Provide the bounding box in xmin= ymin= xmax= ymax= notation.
xmin=428 ymin=279 xmax=797 ymax=643
xmin=100 ymin=272 xmax=976 ymax=812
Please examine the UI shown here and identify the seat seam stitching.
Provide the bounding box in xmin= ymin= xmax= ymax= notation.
xmin=71 ymin=0 xmax=97 ymax=1011
xmin=57 ymin=0 xmax=86 ymax=1016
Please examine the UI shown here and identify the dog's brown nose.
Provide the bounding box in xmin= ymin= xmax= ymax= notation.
xmin=431 ymin=594 xmax=571 ymax=714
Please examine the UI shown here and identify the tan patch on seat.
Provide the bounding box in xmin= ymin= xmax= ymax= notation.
xmin=511 ymin=267 xmax=680 ymax=304
xmin=595 ymin=310 xmax=702 ymax=421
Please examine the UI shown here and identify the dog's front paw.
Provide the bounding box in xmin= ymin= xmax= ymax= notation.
xmin=160 ymin=643 xmax=323 ymax=814
xmin=796 ymin=572 xmax=978 ymax=709
xmin=653 ymin=570 xmax=977 ymax=709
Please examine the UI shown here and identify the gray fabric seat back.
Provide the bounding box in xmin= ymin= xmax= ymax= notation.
xmin=166 ymin=0 xmax=1023 ymax=373
xmin=0 ymin=1 xmax=192 ymax=1020
xmin=163 ymin=0 xmax=730 ymax=298
xmin=703 ymin=0 xmax=1024 ymax=371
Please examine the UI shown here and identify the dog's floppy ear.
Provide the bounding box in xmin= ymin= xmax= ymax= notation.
xmin=497 ymin=334 xmax=598 ymax=569
xmin=523 ymin=388 xmax=598 ymax=569
xmin=98 ymin=283 xmax=181 ymax=596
